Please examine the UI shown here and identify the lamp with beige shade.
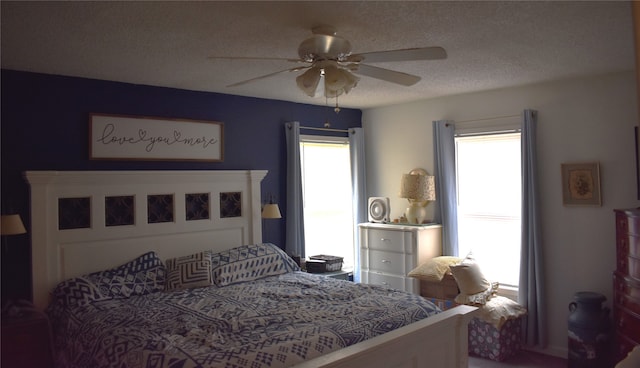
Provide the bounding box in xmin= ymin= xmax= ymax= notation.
xmin=399 ymin=168 xmax=436 ymax=224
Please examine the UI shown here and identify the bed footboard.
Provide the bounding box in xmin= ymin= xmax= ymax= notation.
xmin=295 ymin=305 xmax=478 ymax=368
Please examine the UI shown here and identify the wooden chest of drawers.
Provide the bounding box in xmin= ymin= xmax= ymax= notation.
xmin=613 ymin=209 xmax=640 ymax=363
xmin=359 ymin=223 xmax=442 ymax=294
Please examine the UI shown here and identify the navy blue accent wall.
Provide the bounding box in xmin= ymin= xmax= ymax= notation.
xmin=1 ymin=69 xmax=362 ymax=302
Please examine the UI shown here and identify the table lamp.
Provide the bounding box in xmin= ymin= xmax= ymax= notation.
xmin=399 ymin=168 xmax=436 ymax=224
xmin=261 ymin=197 xmax=282 ymax=243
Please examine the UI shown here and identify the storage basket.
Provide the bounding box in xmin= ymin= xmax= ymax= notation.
xmin=308 ymin=255 xmax=343 ymax=272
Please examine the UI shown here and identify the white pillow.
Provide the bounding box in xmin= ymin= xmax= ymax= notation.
xmin=449 ymin=252 xmax=498 ymax=305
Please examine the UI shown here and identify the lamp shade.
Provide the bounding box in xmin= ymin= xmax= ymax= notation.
xmin=1 ymin=214 xmax=26 ymax=235
xmin=424 ymin=175 xmax=436 ymax=201
xmin=296 ymin=67 xmax=321 ymax=97
xmin=261 ymin=204 xmax=282 ymax=219
xmin=400 ymin=174 xmax=436 ymax=201
xmin=324 ymin=65 xmax=347 ymax=91
xmin=296 ymin=63 xmax=359 ymax=100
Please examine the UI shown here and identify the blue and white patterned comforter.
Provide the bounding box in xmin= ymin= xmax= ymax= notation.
xmin=48 ymin=272 xmax=440 ymax=368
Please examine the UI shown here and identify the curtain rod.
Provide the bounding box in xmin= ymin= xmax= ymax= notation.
xmin=453 ymin=113 xmax=520 ymax=124
xmin=299 ymin=126 xmax=349 ymax=133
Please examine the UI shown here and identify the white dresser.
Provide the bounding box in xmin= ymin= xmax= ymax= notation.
xmin=359 ymin=223 xmax=442 ymax=294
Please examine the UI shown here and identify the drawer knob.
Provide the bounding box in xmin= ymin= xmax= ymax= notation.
xmin=381 ymin=238 xmax=390 ymax=242
xmin=381 ymin=259 xmax=390 ymax=263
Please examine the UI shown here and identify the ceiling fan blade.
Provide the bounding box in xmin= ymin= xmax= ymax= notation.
xmin=209 ymin=56 xmax=305 ymax=63
xmin=227 ymin=66 xmax=309 ymax=87
xmin=347 ymin=47 xmax=447 ymax=63
xmin=350 ymin=64 xmax=421 ymax=86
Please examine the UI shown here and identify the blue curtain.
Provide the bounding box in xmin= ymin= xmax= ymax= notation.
xmin=349 ymin=128 xmax=366 ymax=282
xmin=432 ymin=120 xmax=459 ymax=256
xmin=519 ymin=110 xmax=546 ymax=347
xmin=284 ymin=122 xmax=305 ymax=258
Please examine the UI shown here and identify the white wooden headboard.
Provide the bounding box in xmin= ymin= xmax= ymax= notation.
xmin=25 ymin=170 xmax=267 ymax=310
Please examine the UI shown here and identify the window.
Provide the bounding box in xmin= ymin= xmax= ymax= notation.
xmin=299 ymin=136 xmax=354 ymax=269
xmin=455 ymin=132 xmax=521 ymax=290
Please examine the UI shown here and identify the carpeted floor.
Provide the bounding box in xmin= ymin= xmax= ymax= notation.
xmin=468 ymin=350 xmax=567 ymax=368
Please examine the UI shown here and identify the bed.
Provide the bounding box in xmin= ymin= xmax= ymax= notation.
xmin=26 ymin=170 xmax=477 ymax=368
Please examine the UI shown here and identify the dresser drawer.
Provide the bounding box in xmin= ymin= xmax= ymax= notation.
xmin=615 ymin=294 xmax=640 ymax=317
xmin=361 ymin=271 xmax=417 ymax=293
xmin=616 ymin=235 xmax=629 ymax=268
xmin=365 ymin=229 xmax=411 ymax=253
xmin=368 ymin=249 xmax=408 ymax=275
xmin=617 ymin=210 xmax=640 ymax=237
xmin=616 ymin=248 xmax=640 ymax=278
xmin=614 ymin=332 xmax=640 ymax=363
xmin=614 ymin=272 xmax=640 ymax=300
xmin=629 ymin=255 xmax=640 ymax=279
xmin=616 ymin=306 xmax=640 ymax=341
xmin=630 ymin=235 xmax=640 ymax=258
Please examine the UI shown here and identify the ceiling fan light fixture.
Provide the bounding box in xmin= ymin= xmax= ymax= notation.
xmin=323 ymin=65 xmax=347 ymax=91
xmin=322 ymin=67 xmax=359 ymax=97
xmin=295 ymin=62 xmax=358 ymax=99
xmin=296 ymin=67 xmax=321 ymax=97
xmin=341 ymin=70 xmax=359 ymax=94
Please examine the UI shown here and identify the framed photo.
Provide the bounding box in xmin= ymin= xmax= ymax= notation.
xmin=561 ymin=162 xmax=601 ymax=206
xmin=90 ymin=113 xmax=223 ymax=161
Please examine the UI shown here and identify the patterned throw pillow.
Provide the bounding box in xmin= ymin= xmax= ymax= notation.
xmin=87 ymin=251 xmax=167 ymax=299
xmin=49 ymin=251 xmax=166 ymax=308
xmin=49 ymin=277 xmax=108 ymax=309
xmin=210 ymin=243 xmax=300 ymax=287
xmin=165 ymin=251 xmax=214 ymax=291
xmin=449 ymin=252 xmax=498 ymax=305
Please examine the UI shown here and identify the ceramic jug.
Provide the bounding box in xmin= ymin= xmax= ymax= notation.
xmin=568 ymin=291 xmax=611 ymax=368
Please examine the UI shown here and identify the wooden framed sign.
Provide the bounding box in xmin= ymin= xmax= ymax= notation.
xmin=90 ymin=114 xmax=223 ymax=161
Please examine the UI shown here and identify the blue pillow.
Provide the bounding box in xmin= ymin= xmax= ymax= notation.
xmin=50 ymin=251 xmax=166 ymax=308
xmin=210 ymin=243 xmax=300 ymax=287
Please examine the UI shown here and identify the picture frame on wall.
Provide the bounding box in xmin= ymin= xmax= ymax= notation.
xmin=561 ymin=162 xmax=601 ymax=206
xmin=89 ymin=113 xmax=224 ymax=162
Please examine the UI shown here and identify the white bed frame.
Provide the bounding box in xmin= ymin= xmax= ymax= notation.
xmin=26 ymin=170 xmax=477 ymax=368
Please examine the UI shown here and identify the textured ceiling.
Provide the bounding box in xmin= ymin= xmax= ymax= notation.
xmin=1 ymin=1 xmax=635 ymax=109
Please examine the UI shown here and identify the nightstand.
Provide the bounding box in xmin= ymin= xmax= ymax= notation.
xmin=1 ymin=301 xmax=54 ymax=368
xmin=322 ymin=268 xmax=354 ymax=281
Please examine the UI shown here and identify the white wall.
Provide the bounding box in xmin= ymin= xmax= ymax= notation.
xmin=361 ymin=71 xmax=639 ymax=357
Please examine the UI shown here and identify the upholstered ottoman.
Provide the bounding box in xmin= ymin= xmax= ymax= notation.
xmin=468 ymin=314 xmax=524 ymax=361
xmin=467 ymin=296 xmax=527 ymax=361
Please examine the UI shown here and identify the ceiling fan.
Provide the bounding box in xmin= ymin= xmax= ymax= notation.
xmin=210 ymin=25 xmax=447 ymax=101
